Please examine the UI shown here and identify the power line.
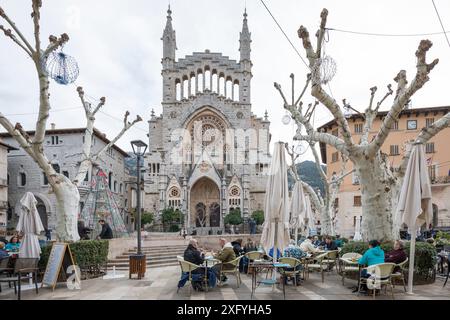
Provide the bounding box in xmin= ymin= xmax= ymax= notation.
xmin=431 ymin=0 xmax=450 ymax=49
xmin=326 ymin=27 xmax=450 ymax=38
xmin=4 ymin=106 xmax=82 ymax=116
xmin=4 ymin=105 xmax=148 ymax=134
xmin=259 ymin=0 xmax=310 ymax=70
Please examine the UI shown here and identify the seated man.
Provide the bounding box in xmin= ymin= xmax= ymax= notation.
xmin=324 ymin=236 xmax=338 ymax=251
xmin=212 ymin=238 xmax=236 ymax=284
xmin=353 ymin=240 xmax=385 ymax=293
xmin=183 ymin=239 xmax=207 ymax=291
xmin=183 ymin=239 xmax=205 ymax=267
xmin=384 ymin=240 xmax=407 ymax=272
xmin=300 ymin=236 xmax=320 ymax=254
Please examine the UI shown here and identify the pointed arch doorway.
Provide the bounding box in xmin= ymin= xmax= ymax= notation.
xmin=190 ymin=177 xmax=221 ymax=228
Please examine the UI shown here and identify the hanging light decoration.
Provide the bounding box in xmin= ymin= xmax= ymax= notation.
xmin=294 ymin=144 xmax=305 ymax=155
xmin=311 ymin=55 xmax=337 ymax=85
xmin=281 ymin=114 xmax=291 ymax=125
xmin=45 ymin=50 xmax=79 ymax=85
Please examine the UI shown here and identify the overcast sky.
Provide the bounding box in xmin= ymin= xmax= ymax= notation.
xmin=1 ymin=0 xmax=449 ymax=161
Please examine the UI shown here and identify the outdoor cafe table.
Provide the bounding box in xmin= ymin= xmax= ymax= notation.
xmin=339 ymin=257 xmax=362 ymax=288
xmin=249 ymin=261 xmax=290 ymax=300
xmin=203 ymin=256 xmax=220 ymax=268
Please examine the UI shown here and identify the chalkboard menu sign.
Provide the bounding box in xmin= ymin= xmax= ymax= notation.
xmin=42 ymin=242 xmax=76 ymax=291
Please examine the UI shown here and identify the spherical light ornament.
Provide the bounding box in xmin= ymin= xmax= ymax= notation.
xmin=295 ymin=144 xmax=305 ymax=155
xmin=282 ymin=114 xmax=291 ymax=125
xmin=311 ymin=55 xmax=337 ymax=85
xmin=45 ymin=51 xmax=80 ymax=85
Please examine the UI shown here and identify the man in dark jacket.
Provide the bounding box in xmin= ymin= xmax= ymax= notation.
xmin=324 ymin=236 xmax=338 ymax=250
xmin=184 ymin=239 xmax=205 ymax=267
xmin=97 ymin=219 xmax=113 ymax=240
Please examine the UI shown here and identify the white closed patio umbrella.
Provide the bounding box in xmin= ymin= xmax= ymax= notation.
xmin=260 ymin=142 xmax=290 ymax=263
xmin=290 ymin=181 xmax=306 ymax=244
xmin=304 ymin=194 xmax=315 ymax=237
xmin=17 ymin=192 xmax=45 ymax=259
xmin=396 ymin=144 xmax=432 ymax=294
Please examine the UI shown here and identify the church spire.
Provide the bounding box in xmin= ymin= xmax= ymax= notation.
xmin=239 ymin=8 xmax=251 ymax=62
xmin=162 ymin=5 xmax=176 ymax=65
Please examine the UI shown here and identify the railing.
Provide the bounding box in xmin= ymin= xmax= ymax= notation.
xmin=431 ymin=175 xmax=450 ymax=185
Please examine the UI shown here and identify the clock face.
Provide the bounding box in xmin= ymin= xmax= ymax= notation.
xmin=407 ymin=120 xmax=417 ymax=130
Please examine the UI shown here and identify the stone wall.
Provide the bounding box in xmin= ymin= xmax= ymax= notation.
xmin=192 ymin=233 xmax=261 ymax=251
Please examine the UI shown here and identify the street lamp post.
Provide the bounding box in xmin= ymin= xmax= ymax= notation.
xmin=129 ymin=140 xmax=147 ymax=279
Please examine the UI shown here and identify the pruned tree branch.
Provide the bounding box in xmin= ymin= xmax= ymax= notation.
xmin=93 ymin=112 xmax=142 ymax=162
xmin=0 ymin=24 xmax=32 ymax=57
xmin=43 ymin=33 xmax=69 ymax=59
xmin=297 ymin=9 xmax=355 ymax=150
xmin=0 ymin=5 xmax=35 ymax=54
xmin=375 ymin=84 xmax=393 ymax=112
xmin=367 ymin=40 xmax=439 ymax=157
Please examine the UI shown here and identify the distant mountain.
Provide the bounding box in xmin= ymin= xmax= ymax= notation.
xmin=288 ymin=160 xmax=327 ymax=195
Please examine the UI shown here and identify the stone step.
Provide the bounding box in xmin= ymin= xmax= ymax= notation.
xmin=107 ymin=259 xmax=179 ymax=268
xmin=107 ymin=262 xmax=179 ymax=270
xmin=127 ymin=246 xmax=186 ymax=252
xmin=115 ymin=253 xmax=183 ymax=259
xmin=109 ymin=255 xmax=182 ymax=263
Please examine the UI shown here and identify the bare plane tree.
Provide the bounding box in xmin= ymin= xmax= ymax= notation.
xmin=276 ymin=8 xmax=449 ymax=241
xmin=0 ymin=1 xmax=142 ymax=241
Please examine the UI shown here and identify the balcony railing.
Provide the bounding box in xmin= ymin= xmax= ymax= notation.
xmin=431 ymin=175 xmax=450 ymax=185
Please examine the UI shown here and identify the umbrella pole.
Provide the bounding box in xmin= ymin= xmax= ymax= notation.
xmin=272 ymin=219 xmax=278 ymax=291
xmin=407 ymin=225 xmax=416 ymax=294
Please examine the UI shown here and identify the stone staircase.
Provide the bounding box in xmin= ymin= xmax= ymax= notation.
xmin=107 ymin=242 xmax=187 ymax=270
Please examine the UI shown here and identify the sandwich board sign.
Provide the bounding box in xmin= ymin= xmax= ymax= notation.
xmin=41 ymin=242 xmax=79 ymax=291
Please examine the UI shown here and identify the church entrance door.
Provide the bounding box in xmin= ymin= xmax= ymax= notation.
xmin=190 ymin=178 xmax=220 ymax=228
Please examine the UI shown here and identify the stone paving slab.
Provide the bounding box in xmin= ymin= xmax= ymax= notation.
xmin=0 ymin=265 xmax=449 ymax=300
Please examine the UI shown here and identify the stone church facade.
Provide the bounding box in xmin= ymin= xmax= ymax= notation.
xmin=144 ymin=8 xmax=271 ymax=234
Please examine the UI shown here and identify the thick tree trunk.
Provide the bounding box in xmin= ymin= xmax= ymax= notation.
xmin=320 ymin=204 xmax=335 ymax=236
xmin=356 ymin=153 xmax=396 ymax=241
xmin=52 ymin=174 xmax=81 ymax=242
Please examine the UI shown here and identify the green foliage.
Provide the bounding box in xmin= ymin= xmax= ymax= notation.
xmin=39 ymin=240 xmax=109 ymax=272
xmin=225 ymin=208 xmax=243 ymax=225
xmin=435 ymin=231 xmax=450 ymax=246
xmin=169 ymin=224 xmax=180 ymax=232
xmin=340 ymin=240 xmax=437 ymax=279
xmin=162 ymin=207 xmax=181 ymax=224
xmin=251 ymin=210 xmax=264 ymax=225
xmin=141 ymin=212 xmax=154 ymax=225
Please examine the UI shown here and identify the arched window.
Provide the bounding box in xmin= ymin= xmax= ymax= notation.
xmin=114 ymin=181 xmax=118 ymax=192
xmin=226 ymin=77 xmax=233 ymax=99
xmin=175 ymin=79 xmax=181 ymax=101
xmin=108 ymin=172 xmax=113 ymax=190
xmin=18 ymin=172 xmax=26 ymax=187
xmin=219 ymin=75 xmax=225 ymax=96
xmin=119 ymin=183 xmax=123 ymax=193
xmin=190 ymin=74 xmax=196 ymax=96
xmin=204 ymin=70 xmax=211 ymax=91
xmin=197 ymin=72 xmax=204 ymax=92
xmin=212 ymin=71 xmax=218 ymax=93
xmin=233 ymin=81 xmax=240 ymax=101
xmin=183 ymin=76 xmax=189 ymax=99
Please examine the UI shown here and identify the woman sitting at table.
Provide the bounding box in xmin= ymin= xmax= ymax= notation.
xmin=5 ymin=235 xmax=20 ymax=252
xmin=244 ymin=238 xmax=257 ymax=253
xmin=385 ymin=240 xmax=407 ymax=272
xmin=353 ymin=240 xmax=385 ymax=293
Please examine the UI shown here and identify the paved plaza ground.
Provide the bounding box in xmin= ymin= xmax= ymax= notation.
xmin=1 ymin=266 xmax=449 ymax=300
